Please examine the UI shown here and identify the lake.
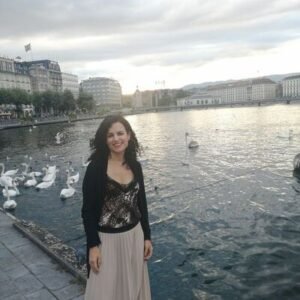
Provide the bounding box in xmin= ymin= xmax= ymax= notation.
xmin=1 ymin=104 xmax=300 ymax=299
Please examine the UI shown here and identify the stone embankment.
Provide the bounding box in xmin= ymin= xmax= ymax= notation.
xmin=0 ymin=114 xmax=100 ymax=130
xmin=0 ymin=209 xmax=86 ymax=299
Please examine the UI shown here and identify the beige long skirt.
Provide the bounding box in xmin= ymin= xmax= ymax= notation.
xmin=84 ymin=222 xmax=151 ymax=300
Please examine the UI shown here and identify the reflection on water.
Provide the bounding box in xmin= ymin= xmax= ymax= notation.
xmin=1 ymin=104 xmax=300 ymax=299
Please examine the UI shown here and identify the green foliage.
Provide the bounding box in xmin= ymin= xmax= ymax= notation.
xmin=62 ymin=89 xmax=76 ymax=112
xmin=0 ymin=88 xmax=30 ymax=105
xmin=77 ymin=92 xmax=96 ymax=112
xmin=0 ymin=88 xmax=84 ymax=117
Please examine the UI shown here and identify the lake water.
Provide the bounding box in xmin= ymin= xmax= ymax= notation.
xmin=1 ymin=104 xmax=300 ymax=299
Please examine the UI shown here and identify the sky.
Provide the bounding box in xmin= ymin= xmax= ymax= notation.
xmin=0 ymin=0 xmax=300 ymax=94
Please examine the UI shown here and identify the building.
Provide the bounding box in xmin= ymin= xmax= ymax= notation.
xmin=0 ymin=57 xmax=65 ymax=93
xmin=61 ymin=72 xmax=79 ymax=99
xmin=251 ymin=78 xmax=277 ymax=101
xmin=206 ymin=77 xmax=276 ymax=104
xmin=282 ymin=75 xmax=300 ymax=98
xmin=80 ymin=77 xmax=122 ymax=107
xmin=177 ymin=94 xmax=221 ymax=107
xmin=152 ymin=89 xmax=180 ymax=107
xmin=0 ymin=57 xmax=32 ymax=93
xmin=28 ymin=64 xmax=50 ymax=92
xmin=19 ymin=60 xmax=63 ymax=92
xmin=133 ymin=87 xmax=143 ymax=108
xmin=207 ymin=81 xmax=250 ymax=104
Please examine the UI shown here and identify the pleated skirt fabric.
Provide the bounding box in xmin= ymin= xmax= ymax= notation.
xmin=84 ymin=222 xmax=151 ymax=300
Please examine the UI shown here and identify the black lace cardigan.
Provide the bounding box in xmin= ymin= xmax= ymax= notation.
xmin=81 ymin=157 xmax=151 ymax=277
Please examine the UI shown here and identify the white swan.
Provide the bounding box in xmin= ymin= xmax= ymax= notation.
xmin=185 ymin=132 xmax=199 ymax=149
xmin=24 ymin=174 xmax=37 ymax=187
xmin=0 ymin=175 xmax=13 ymax=188
xmin=3 ymin=186 xmax=17 ymax=210
xmin=42 ymin=166 xmax=57 ymax=182
xmin=2 ymin=180 xmax=20 ymax=197
xmin=26 ymin=164 xmax=43 ymax=177
xmin=67 ymin=169 xmax=80 ymax=184
xmin=3 ymin=199 xmax=17 ymax=210
xmin=47 ymin=165 xmax=57 ymax=174
xmin=36 ymin=179 xmax=55 ymax=190
xmin=55 ymin=132 xmax=63 ymax=144
xmin=21 ymin=163 xmax=30 ymax=176
xmin=14 ymin=175 xmax=26 ymax=183
xmin=0 ymin=163 xmax=19 ymax=177
xmin=60 ymin=182 xmax=75 ymax=199
xmin=81 ymin=157 xmax=89 ymax=167
xmin=28 ymin=170 xmax=43 ymax=177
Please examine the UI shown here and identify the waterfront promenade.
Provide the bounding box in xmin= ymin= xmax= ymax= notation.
xmin=0 ymin=210 xmax=85 ymax=300
xmin=0 ymin=114 xmax=100 ymax=130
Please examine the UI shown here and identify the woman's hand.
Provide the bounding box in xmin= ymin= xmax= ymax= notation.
xmin=144 ymin=240 xmax=153 ymax=260
xmin=89 ymin=246 xmax=101 ymax=273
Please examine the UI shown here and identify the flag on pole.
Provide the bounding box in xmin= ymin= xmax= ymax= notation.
xmin=24 ymin=43 xmax=31 ymax=52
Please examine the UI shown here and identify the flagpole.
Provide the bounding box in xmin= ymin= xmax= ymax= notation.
xmin=24 ymin=43 xmax=33 ymax=61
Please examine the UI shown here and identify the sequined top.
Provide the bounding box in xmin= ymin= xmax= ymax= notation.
xmin=99 ymin=175 xmax=141 ymax=230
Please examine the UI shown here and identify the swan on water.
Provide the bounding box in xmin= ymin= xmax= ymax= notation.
xmin=81 ymin=157 xmax=89 ymax=167
xmin=21 ymin=163 xmax=30 ymax=176
xmin=14 ymin=175 xmax=26 ymax=183
xmin=24 ymin=174 xmax=37 ymax=187
xmin=55 ymin=132 xmax=63 ymax=144
xmin=0 ymin=163 xmax=19 ymax=177
xmin=3 ymin=186 xmax=17 ymax=210
xmin=27 ymin=165 xmax=43 ymax=177
xmin=60 ymin=182 xmax=75 ymax=199
xmin=67 ymin=169 xmax=80 ymax=184
xmin=2 ymin=180 xmax=20 ymax=197
xmin=3 ymin=199 xmax=17 ymax=210
xmin=185 ymin=133 xmax=199 ymax=149
xmin=36 ymin=179 xmax=55 ymax=190
xmin=0 ymin=175 xmax=13 ymax=188
xmin=47 ymin=165 xmax=57 ymax=174
xmin=42 ymin=166 xmax=57 ymax=182
xmin=28 ymin=170 xmax=43 ymax=177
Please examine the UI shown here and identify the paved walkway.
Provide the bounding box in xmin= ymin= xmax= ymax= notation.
xmin=0 ymin=211 xmax=85 ymax=300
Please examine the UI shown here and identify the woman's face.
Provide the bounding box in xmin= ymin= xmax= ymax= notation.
xmin=106 ymin=122 xmax=131 ymax=155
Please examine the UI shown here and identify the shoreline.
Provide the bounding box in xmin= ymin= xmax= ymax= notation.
xmin=0 ymin=208 xmax=87 ymax=283
xmin=1 ymin=98 xmax=300 ymax=130
xmin=0 ymin=114 xmax=101 ymax=130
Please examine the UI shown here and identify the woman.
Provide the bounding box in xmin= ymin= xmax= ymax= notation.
xmin=82 ymin=115 xmax=153 ymax=300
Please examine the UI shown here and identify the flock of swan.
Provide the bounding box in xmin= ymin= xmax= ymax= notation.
xmin=0 ymin=158 xmax=87 ymax=211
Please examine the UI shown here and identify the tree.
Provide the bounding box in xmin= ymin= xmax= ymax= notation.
xmin=62 ymin=90 xmax=76 ymax=113
xmin=77 ymin=92 xmax=95 ymax=112
xmin=32 ymin=92 xmax=42 ymax=116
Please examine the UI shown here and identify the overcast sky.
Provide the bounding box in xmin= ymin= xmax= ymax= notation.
xmin=0 ymin=0 xmax=300 ymax=93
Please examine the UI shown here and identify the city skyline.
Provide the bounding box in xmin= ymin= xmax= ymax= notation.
xmin=0 ymin=0 xmax=300 ymax=94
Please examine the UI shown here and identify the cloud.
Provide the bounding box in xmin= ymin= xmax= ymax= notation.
xmin=0 ymin=0 xmax=299 ymax=92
